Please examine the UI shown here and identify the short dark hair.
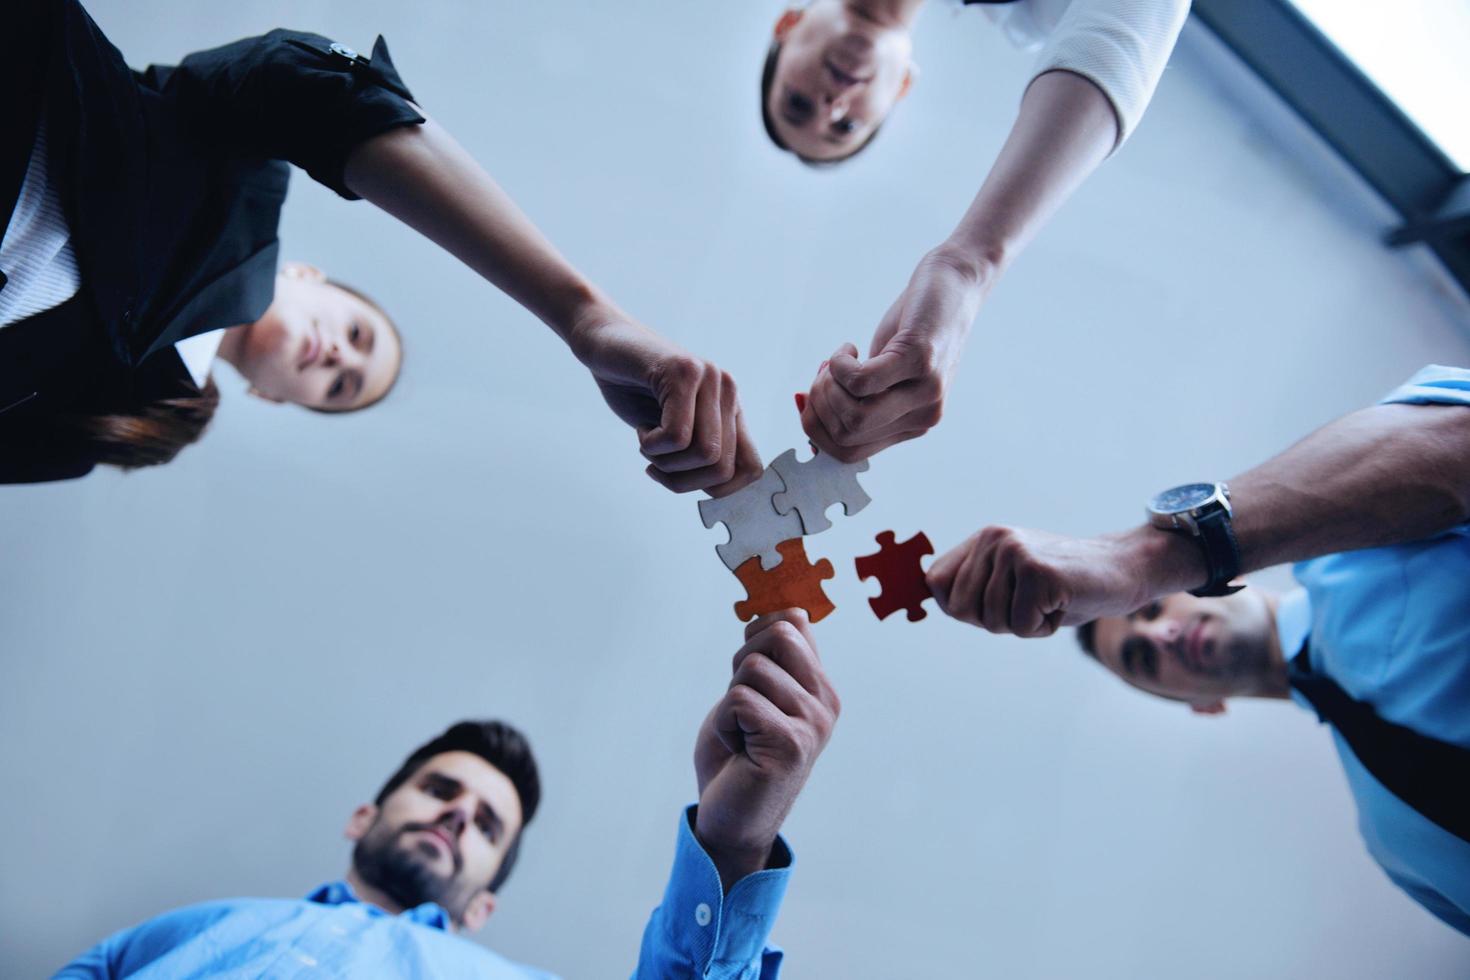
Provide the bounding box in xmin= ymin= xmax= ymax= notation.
xmin=1075 ymin=621 xmax=1098 ymax=660
xmin=375 ymin=720 xmax=542 ymax=892
xmin=760 ymin=40 xmax=883 ymax=167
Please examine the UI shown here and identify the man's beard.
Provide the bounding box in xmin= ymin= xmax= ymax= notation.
xmin=1218 ymin=632 xmax=1273 ymax=689
xmin=352 ymin=820 xmax=472 ymax=923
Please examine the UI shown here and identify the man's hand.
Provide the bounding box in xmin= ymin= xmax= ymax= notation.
xmin=800 ymin=250 xmax=987 ymax=463
xmin=567 ymin=316 xmax=762 ymax=497
xmin=693 ymin=611 xmax=841 ymax=891
xmin=927 ymin=525 xmax=1206 ymax=636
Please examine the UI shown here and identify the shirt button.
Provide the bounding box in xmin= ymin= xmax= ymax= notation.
xmin=694 ymin=902 xmax=712 ymax=927
xmin=330 ymin=41 xmax=360 ymax=61
xmin=296 ymin=953 xmax=319 ymax=967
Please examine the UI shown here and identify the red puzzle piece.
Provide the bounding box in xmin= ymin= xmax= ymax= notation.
xmin=733 ymin=538 xmax=836 ymax=623
xmin=854 ymin=530 xmax=934 ymax=621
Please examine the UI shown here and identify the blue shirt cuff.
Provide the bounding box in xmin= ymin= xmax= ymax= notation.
xmin=1380 ymin=364 xmax=1470 ymax=408
xmin=641 ymin=805 xmax=791 ymax=978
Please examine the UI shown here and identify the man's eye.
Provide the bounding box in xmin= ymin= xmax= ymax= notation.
xmin=786 ymin=91 xmax=814 ymax=117
xmin=832 ymin=117 xmax=856 ymax=136
xmin=328 ymin=376 xmax=345 ymax=399
xmin=475 ymin=816 xmax=497 ymax=842
xmin=350 ymin=323 xmax=361 ymax=343
xmin=426 ymin=781 xmax=453 ymax=800
xmin=1140 ymin=601 xmax=1163 ymax=620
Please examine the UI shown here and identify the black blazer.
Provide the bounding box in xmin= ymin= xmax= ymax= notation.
xmin=0 ymin=0 xmax=423 ymax=481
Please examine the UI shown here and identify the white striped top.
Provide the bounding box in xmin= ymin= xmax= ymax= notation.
xmin=0 ymin=118 xmax=81 ymax=326
xmin=0 ymin=120 xmax=223 ymax=388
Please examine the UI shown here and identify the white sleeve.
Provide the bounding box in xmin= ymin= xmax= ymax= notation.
xmin=1028 ymin=0 xmax=1191 ymax=152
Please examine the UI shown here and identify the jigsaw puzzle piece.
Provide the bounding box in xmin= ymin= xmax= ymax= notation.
xmin=698 ymin=467 xmax=804 ymax=572
xmin=733 ymin=538 xmax=836 ymax=623
xmin=854 ymin=530 xmax=934 ymax=621
xmin=769 ymin=447 xmax=871 ymax=535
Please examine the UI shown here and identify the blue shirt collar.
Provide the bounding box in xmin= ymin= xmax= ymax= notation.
xmin=1275 ymin=587 xmax=1313 ymax=711
xmin=1275 ymin=587 xmax=1312 ymax=663
xmin=306 ymin=880 xmax=453 ymax=931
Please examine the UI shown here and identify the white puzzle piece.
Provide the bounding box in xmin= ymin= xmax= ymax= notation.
xmin=770 ymin=447 xmax=871 ymax=535
xmin=698 ymin=466 xmax=804 ymax=572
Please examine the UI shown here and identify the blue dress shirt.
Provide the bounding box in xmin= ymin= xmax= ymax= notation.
xmin=56 ymin=806 xmax=790 ymax=979
xmin=1275 ymin=365 xmax=1470 ymax=935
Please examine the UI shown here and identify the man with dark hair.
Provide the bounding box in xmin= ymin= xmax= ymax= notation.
xmin=58 ymin=611 xmax=840 ymax=978
xmin=923 ymin=365 xmax=1470 ymax=935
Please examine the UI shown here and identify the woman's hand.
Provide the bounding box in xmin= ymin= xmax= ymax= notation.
xmin=800 ymin=249 xmax=988 ymax=463
xmin=568 ymin=314 xmax=762 ymax=497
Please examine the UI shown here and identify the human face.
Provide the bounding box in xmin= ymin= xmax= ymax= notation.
xmin=229 ymin=267 xmax=401 ymax=411
xmin=767 ymin=2 xmax=915 ymax=161
xmin=348 ymin=751 xmax=524 ymax=929
xmin=1090 ymin=591 xmax=1277 ymax=709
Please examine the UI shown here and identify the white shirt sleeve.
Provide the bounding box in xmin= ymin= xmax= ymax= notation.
xmin=1022 ymin=0 xmax=1191 ymax=152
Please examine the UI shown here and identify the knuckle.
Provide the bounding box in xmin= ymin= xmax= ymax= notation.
xmin=693 ymin=437 xmax=722 ymax=463
xmin=725 ymin=683 xmax=760 ymax=711
xmin=671 ymin=356 xmax=702 ymax=385
xmin=835 ymin=405 xmax=866 ymax=434
xmin=737 ymin=652 xmax=775 ymax=680
xmin=767 ymin=620 xmax=802 ymax=646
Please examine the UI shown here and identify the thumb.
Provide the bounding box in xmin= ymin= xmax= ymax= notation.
xmin=829 ymin=348 xmax=918 ymax=399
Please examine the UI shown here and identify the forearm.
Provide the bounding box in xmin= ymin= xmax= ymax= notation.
xmin=343 ymin=117 xmax=614 ymax=341
xmin=1128 ymin=403 xmax=1470 ymax=597
xmin=1230 ymin=403 xmax=1470 ymax=569
xmin=934 ymin=70 xmax=1117 ymax=281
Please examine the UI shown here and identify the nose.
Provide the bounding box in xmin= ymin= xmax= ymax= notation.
xmin=439 ymin=807 xmax=467 ymax=841
xmin=322 ymin=341 xmax=341 ymax=369
xmin=1139 ymin=618 xmax=1182 ymax=652
xmin=824 ymin=89 xmax=854 ymax=115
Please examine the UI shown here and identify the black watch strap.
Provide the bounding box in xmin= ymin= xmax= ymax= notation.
xmin=1189 ymin=507 xmax=1243 ymax=597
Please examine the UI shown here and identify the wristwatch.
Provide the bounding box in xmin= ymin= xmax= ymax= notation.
xmin=1146 ymin=482 xmax=1244 ymax=598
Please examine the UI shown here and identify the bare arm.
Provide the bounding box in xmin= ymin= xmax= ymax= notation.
xmin=1153 ymin=402 xmax=1470 ymax=592
xmin=802 ymin=71 xmax=1122 ymax=462
xmin=341 ymin=117 xmax=761 ymax=496
xmin=930 ymin=401 xmax=1470 ymax=634
xmin=936 ymin=69 xmax=1118 ymax=279
xmin=343 ymin=116 xmax=609 ymax=341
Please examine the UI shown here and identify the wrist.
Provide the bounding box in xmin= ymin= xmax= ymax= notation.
xmin=693 ymin=807 xmax=776 ymax=893
xmin=1115 ymin=524 xmax=1210 ymax=602
xmin=560 ymin=290 xmax=622 ymax=359
xmin=929 ymin=237 xmax=1007 ymax=293
xmin=699 ymin=837 xmax=774 ymax=894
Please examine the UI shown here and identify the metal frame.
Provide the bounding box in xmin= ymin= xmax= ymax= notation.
xmin=1192 ymin=0 xmax=1470 ymax=296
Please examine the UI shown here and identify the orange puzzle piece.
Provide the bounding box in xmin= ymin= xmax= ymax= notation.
xmin=732 ymin=538 xmax=836 ymax=623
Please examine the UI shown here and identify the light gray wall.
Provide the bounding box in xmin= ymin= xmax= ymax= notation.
xmin=3 ymin=2 xmax=1468 ymax=977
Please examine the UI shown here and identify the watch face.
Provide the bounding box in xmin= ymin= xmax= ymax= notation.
xmin=1151 ymin=483 xmax=1216 ymax=514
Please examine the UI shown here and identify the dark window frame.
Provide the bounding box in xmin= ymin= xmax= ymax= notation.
xmin=1192 ymin=0 xmax=1470 ymax=296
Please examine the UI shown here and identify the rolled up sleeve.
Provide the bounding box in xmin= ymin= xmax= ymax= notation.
xmin=633 ymin=806 xmax=792 ymax=980
xmin=1380 ymin=364 xmax=1470 ymax=408
xmin=1030 ymin=0 xmax=1190 ymax=151
xmin=141 ymin=30 xmax=426 ymax=199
